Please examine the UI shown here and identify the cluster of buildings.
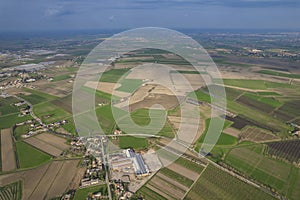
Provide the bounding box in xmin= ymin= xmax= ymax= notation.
xmin=80 ymin=156 xmax=105 ymax=188
xmin=110 ymin=149 xmax=150 ymax=179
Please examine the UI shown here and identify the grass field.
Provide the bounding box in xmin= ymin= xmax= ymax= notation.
xmin=225 ymin=144 xmax=300 ymax=198
xmin=13 ymin=124 xmax=30 ymax=140
xmin=16 ymin=141 xmax=51 ymax=169
xmin=0 ymin=114 xmax=32 ymax=129
xmin=0 ymin=96 xmax=19 ymax=116
xmin=73 ymin=184 xmax=108 ymax=200
xmin=258 ymin=70 xmax=300 ymax=79
xmin=159 ymin=167 xmax=194 ymax=187
xmin=19 ymin=88 xmax=57 ymax=105
xmin=136 ymin=186 xmax=166 ymax=200
xmin=99 ymin=68 xmax=131 ymax=83
xmin=33 ymin=101 xmax=71 ymax=124
xmin=186 ymin=164 xmax=275 ymax=200
xmin=174 ymin=157 xmax=205 ymax=174
xmin=116 ymin=79 xmax=143 ymax=93
xmin=223 ymin=79 xmax=291 ymax=90
xmin=51 ymin=74 xmax=70 ymax=82
xmin=0 ymin=180 xmax=22 ymax=200
xmin=119 ymin=136 xmax=148 ymax=149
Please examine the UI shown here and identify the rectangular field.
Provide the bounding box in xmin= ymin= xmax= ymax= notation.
xmin=1 ymin=128 xmax=16 ymax=172
xmin=186 ymin=164 xmax=275 ymax=200
xmin=24 ymin=136 xmax=64 ymax=157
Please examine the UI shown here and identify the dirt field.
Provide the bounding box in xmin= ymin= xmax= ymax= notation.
xmin=0 ymin=159 xmax=80 ymax=200
xmin=148 ymin=176 xmax=186 ymax=199
xmin=156 ymin=172 xmax=189 ymax=191
xmin=24 ymin=136 xmax=63 ymax=157
xmin=35 ymin=133 xmax=69 ymax=150
xmin=167 ymin=162 xmax=199 ymax=181
xmin=1 ymin=128 xmax=16 ymax=172
xmin=223 ymin=127 xmax=241 ymax=138
xmin=128 ymin=84 xmax=180 ymax=111
xmin=32 ymin=80 xmax=73 ymax=97
xmin=240 ymin=127 xmax=279 ymax=142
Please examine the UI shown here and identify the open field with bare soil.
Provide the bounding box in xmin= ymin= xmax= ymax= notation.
xmin=24 ymin=135 xmax=65 ymax=157
xmin=240 ymin=127 xmax=280 ymax=142
xmin=35 ymin=133 xmax=69 ymax=150
xmin=1 ymin=128 xmax=16 ymax=172
xmin=0 ymin=159 xmax=80 ymax=199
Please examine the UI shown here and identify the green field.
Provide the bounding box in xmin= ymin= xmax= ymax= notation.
xmin=0 ymin=97 xmax=19 ymax=116
xmin=99 ymin=68 xmax=131 ymax=83
xmin=51 ymin=74 xmax=70 ymax=82
xmin=258 ymin=70 xmax=300 ymax=79
xmin=0 ymin=114 xmax=32 ymax=129
xmin=73 ymin=184 xmax=108 ymax=200
xmin=223 ymin=79 xmax=292 ymax=90
xmin=225 ymin=144 xmax=300 ymax=198
xmin=119 ymin=136 xmax=149 ymax=149
xmin=174 ymin=157 xmax=205 ymax=174
xmin=116 ymin=79 xmax=143 ymax=93
xmin=16 ymin=141 xmax=51 ymax=169
xmin=186 ymin=164 xmax=275 ymax=200
xmin=18 ymin=88 xmax=57 ymax=105
xmin=136 ymin=186 xmax=166 ymax=200
xmin=159 ymin=167 xmax=194 ymax=187
xmin=0 ymin=180 xmax=22 ymax=200
xmin=33 ymin=101 xmax=71 ymax=124
xmin=13 ymin=124 xmax=30 ymax=140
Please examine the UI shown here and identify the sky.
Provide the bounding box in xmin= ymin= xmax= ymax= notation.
xmin=0 ymin=0 xmax=299 ymax=31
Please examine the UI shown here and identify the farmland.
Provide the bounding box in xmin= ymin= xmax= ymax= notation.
xmin=266 ymin=140 xmax=300 ymax=164
xmin=186 ymin=164 xmax=275 ymax=200
xmin=1 ymin=128 xmax=16 ymax=172
xmin=0 ymin=181 xmax=22 ymax=200
xmin=16 ymin=141 xmax=51 ymax=168
xmin=0 ymin=96 xmax=19 ymax=116
xmin=119 ymin=136 xmax=149 ymax=150
xmin=239 ymin=126 xmax=279 ymax=142
xmin=136 ymin=157 xmax=204 ymax=199
xmin=224 ymin=144 xmax=300 ymax=198
xmin=0 ymin=160 xmax=80 ymax=199
xmin=24 ymin=132 xmax=69 ymax=157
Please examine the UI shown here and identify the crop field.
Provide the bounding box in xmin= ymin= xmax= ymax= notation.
xmin=51 ymin=74 xmax=71 ymax=82
xmin=13 ymin=124 xmax=30 ymax=141
xmin=186 ymin=164 xmax=275 ymax=200
xmin=33 ymin=101 xmax=71 ymax=124
xmin=35 ymin=133 xmax=69 ymax=150
xmin=0 ymin=160 xmax=80 ymax=199
xmin=99 ymin=68 xmax=131 ymax=83
xmin=18 ymin=88 xmax=57 ymax=105
xmin=23 ymin=135 xmax=64 ymax=157
xmin=0 ymin=181 xmax=22 ymax=200
xmin=0 ymin=114 xmax=32 ymax=130
xmin=73 ymin=184 xmax=108 ymax=200
xmin=51 ymin=94 xmax=73 ymax=113
xmin=1 ymin=128 xmax=16 ymax=172
xmin=240 ymin=127 xmax=279 ymax=142
xmin=272 ymin=100 xmax=300 ymax=121
xmin=225 ymin=115 xmax=279 ymax=133
xmin=266 ymin=140 xmax=300 ymax=164
xmin=0 ymin=96 xmax=19 ymax=116
xmin=1 ymin=128 xmax=17 ymax=172
xmin=223 ymin=79 xmax=291 ymax=90
xmin=236 ymin=95 xmax=275 ymax=113
xmin=225 ymin=144 xmax=300 ymax=198
xmin=258 ymin=70 xmax=300 ymax=79
xmin=16 ymin=141 xmax=51 ymax=168
xmin=137 ymin=157 xmax=204 ymax=200
xmin=116 ymin=79 xmax=143 ymax=93
xmin=119 ymin=136 xmax=148 ymax=149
